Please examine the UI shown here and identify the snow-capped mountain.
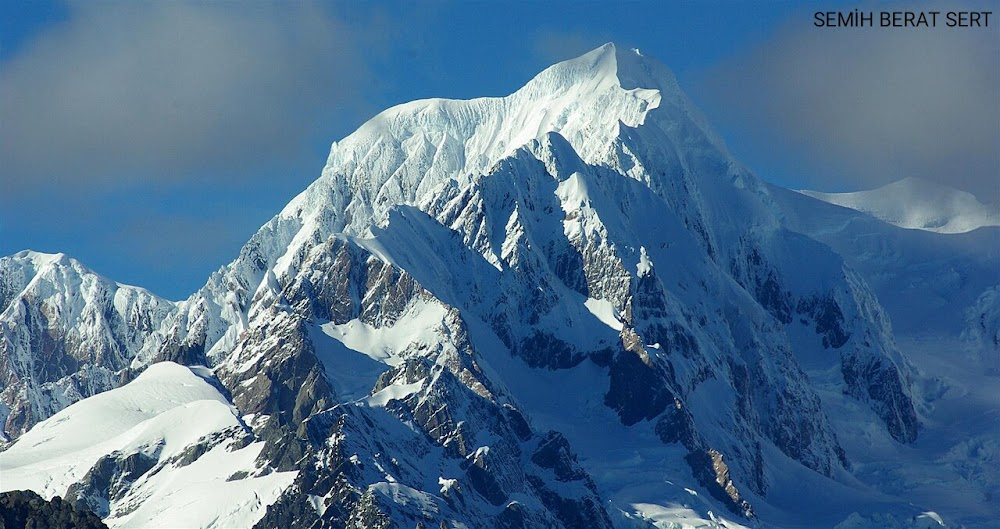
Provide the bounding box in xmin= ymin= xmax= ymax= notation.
xmin=800 ymin=177 xmax=999 ymax=234
xmin=0 ymin=251 xmax=175 ymax=440
xmin=2 ymin=44 xmax=993 ymax=528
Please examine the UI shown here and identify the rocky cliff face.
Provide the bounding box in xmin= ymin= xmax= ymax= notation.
xmin=1 ymin=44 xmax=926 ymax=528
xmin=0 ymin=489 xmax=108 ymax=529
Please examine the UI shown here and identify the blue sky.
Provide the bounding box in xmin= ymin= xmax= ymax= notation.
xmin=2 ymin=1 xmax=997 ymax=300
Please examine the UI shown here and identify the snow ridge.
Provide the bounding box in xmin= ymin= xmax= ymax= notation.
xmin=0 ymin=362 xmax=295 ymax=528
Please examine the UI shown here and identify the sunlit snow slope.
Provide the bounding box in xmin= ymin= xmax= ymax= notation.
xmin=0 ymin=362 xmax=295 ymax=528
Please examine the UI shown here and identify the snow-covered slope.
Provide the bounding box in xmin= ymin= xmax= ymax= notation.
xmin=0 ymin=362 xmax=295 ymax=528
xmin=771 ymin=184 xmax=1000 ymax=528
xmin=1 ymin=43 xmax=986 ymax=528
xmin=774 ymin=184 xmax=999 ymax=344
xmin=800 ymin=177 xmax=999 ymax=234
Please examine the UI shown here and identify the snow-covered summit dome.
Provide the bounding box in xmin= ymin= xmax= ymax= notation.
xmin=800 ymin=177 xmax=1000 ymax=234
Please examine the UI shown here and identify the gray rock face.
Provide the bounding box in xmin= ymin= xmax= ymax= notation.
xmin=728 ymin=230 xmax=919 ymax=446
xmin=685 ymin=449 xmax=754 ymax=518
xmin=842 ymin=355 xmax=918 ymax=443
xmin=601 ymin=330 xmax=674 ymax=426
xmin=0 ymin=489 xmax=108 ymax=529
xmin=221 ymin=312 xmax=334 ymax=431
xmin=246 ymin=351 xmax=616 ymax=529
xmin=64 ymin=451 xmax=157 ymax=518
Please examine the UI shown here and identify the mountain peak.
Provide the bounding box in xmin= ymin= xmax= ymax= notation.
xmin=530 ymin=42 xmax=680 ymax=92
xmin=12 ymin=250 xmax=70 ymax=269
xmin=522 ymin=42 xmax=623 ymax=94
xmin=1 ymin=250 xmax=169 ymax=308
xmin=281 ymin=43 xmax=678 ymax=237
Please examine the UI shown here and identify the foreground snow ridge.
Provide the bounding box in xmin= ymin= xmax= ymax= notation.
xmin=0 ymin=363 xmax=295 ymax=528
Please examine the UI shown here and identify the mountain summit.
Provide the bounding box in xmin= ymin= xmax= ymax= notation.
xmin=280 ymin=42 xmax=724 ymax=241
xmin=2 ymin=44 xmax=993 ymax=529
